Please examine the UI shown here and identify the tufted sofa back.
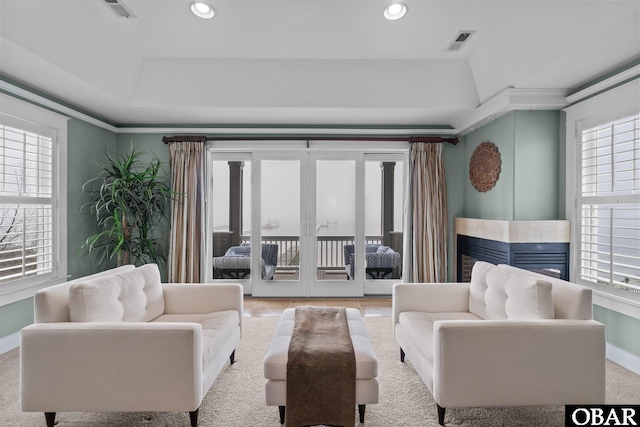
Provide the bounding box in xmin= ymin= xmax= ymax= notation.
xmin=67 ymin=264 xmax=165 ymax=322
xmin=468 ymin=261 xmax=593 ymax=321
xmin=34 ymin=264 xmax=165 ymax=323
xmin=34 ymin=265 xmax=136 ymax=323
xmin=498 ymin=264 xmax=593 ymax=320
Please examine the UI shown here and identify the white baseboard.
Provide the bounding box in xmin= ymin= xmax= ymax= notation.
xmin=607 ymin=343 xmax=640 ymax=375
xmin=0 ymin=331 xmax=20 ymax=355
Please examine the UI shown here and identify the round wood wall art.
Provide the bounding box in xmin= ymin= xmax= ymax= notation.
xmin=469 ymin=141 xmax=501 ymax=192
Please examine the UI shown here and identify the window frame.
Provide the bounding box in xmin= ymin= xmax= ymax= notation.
xmin=0 ymin=94 xmax=68 ymax=306
xmin=565 ymin=78 xmax=640 ymax=319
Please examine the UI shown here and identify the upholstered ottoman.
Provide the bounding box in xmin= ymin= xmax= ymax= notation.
xmin=263 ymin=307 xmax=379 ymax=424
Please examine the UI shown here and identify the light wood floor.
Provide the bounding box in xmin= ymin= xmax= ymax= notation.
xmin=243 ymin=297 xmax=392 ymax=317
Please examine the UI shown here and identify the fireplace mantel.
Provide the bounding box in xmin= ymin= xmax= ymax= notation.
xmin=454 ymin=218 xmax=571 ymax=281
xmin=454 ymin=218 xmax=570 ymax=244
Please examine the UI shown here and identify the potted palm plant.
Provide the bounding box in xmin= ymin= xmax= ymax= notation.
xmin=82 ymin=147 xmax=173 ymax=267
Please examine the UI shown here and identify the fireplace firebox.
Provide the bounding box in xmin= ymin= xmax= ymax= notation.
xmin=454 ymin=218 xmax=571 ymax=282
xmin=456 ymin=235 xmax=569 ymax=281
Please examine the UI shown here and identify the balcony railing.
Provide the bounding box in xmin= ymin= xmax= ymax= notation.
xmin=239 ymin=235 xmax=384 ymax=269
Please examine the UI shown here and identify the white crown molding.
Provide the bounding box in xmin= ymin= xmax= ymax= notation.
xmin=453 ymin=88 xmax=568 ymax=136
xmin=565 ymin=64 xmax=640 ymax=105
xmin=0 ymin=80 xmax=118 ymax=133
xmin=115 ymin=126 xmax=457 ymax=136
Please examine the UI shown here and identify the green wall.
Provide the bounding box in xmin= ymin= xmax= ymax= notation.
xmin=67 ymin=119 xmax=118 ymax=280
xmin=513 ymin=111 xmax=560 ymax=220
xmin=443 ymin=142 xmax=465 ymax=281
xmin=463 ymin=112 xmax=516 ymax=220
xmin=463 ymin=111 xmax=561 ymax=221
xmin=116 ymin=133 xmax=169 ymax=164
xmin=558 ymin=110 xmax=567 ymax=219
xmin=594 ymin=306 xmax=640 ymax=357
xmin=116 ymin=133 xmax=171 ymax=280
xmin=0 ymin=298 xmax=34 ymax=339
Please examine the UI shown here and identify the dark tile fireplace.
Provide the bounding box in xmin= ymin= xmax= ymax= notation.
xmin=455 ymin=218 xmax=571 ymax=282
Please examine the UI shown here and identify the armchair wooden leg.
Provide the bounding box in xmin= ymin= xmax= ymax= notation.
xmin=358 ymin=404 xmax=366 ymax=423
xmin=189 ymin=408 xmax=199 ymax=427
xmin=230 ymin=350 xmax=236 ymax=365
xmin=44 ymin=412 xmax=56 ymax=427
xmin=400 ymin=348 xmax=405 ymax=362
xmin=437 ymin=404 xmax=446 ymax=425
xmin=278 ymin=406 xmax=285 ymax=424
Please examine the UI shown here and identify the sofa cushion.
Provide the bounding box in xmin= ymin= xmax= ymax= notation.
xmin=135 ymin=264 xmax=165 ymax=320
xmin=34 ymin=265 xmax=137 ymax=323
xmin=498 ymin=264 xmax=592 ymax=320
xmin=482 ymin=267 xmax=555 ymax=320
xmin=69 ymin=275 xmax=128 ymax=322
xmin=226 ymin=245 xmax=251 ymax=257
xmin=68 ymin=264 xmax=164 ymax=323
xmin=468 ymin=261 xmax=496 ymax=319
xmin=152 ymin=310 xmax=240 ymax=371
xmin=398 ymin=311 xmax=481 ymax=366
xmin=484 ymin=267 xmax=512 ymax=319
xmin=504 ymin=273 xmax=554 ymax=319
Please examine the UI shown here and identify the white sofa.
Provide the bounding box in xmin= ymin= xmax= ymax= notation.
xmin=393 ymin=262 xmax=606 ymax=425
xmin=21 ymin=264 xmax=243 ymax=427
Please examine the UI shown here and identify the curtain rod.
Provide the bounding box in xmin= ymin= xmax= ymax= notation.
xmin=162 ymin=135 xmax=459 ymax=145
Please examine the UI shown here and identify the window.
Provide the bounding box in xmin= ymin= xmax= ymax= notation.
xmin=579 ymin=113 xmax=640 ymax=293
xmin=0 ymin=94 xmax=67 ymax=304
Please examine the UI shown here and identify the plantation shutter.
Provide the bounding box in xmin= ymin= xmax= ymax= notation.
xmin=0 ymin=123 xmax=55 ymax=284
xmin=579 ymin=113 xmax=640 ymax=292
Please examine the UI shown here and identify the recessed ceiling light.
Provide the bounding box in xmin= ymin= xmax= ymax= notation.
xmin=190 ymin=1 xmax=215 ymax=19
xmin=384 ymin=3 xmax=407 ymax=20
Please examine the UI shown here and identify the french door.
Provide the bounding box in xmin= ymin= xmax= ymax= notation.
xmin=205 ymin=145 xmax=406 ymax=297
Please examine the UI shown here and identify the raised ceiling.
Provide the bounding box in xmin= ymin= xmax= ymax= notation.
xmin=0 ymin=0 xmax=638 ymax=130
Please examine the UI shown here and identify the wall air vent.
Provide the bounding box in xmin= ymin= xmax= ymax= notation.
xmin=447 ymin=30 xmax=475 ymax=52
xmin=103 ymin=0 xmax=136 ymax=18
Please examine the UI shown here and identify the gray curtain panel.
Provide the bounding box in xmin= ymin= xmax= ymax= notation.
xmin=409 ymin=142 xmax=448 ymax=283
xmin=167 ymin=140 xmax=205 ymax=283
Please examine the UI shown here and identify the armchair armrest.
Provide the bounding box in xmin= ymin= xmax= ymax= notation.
xmin=21 ymin=322 xmax=203 ymax=412
xmin=392 ymin=283 xmax=470 ymax=327
xmin=162 ymin=283 xmax=243 ymax=332
xmin=433 ymin=319 xmax=606 ymax=407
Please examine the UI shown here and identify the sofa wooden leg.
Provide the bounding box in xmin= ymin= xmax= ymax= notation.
xmin=358 ymin=404 xmax=366 ymax=423
xmin=229 ymin=350 xmax=236 ymax=365
xmin=278 ymin=406 xmax=285 ymax=424
xmin=400 ymin=348 xmax=405 ymax=362
xmin=189 ymin=408 xmax=199 ymax=427
xmin=44 ymin=412 xmax=56 ymax=427
xmin=437 ymin=404 xmax=446 ymax=425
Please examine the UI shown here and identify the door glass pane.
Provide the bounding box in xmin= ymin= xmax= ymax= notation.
xmin=316 ymin=160 xmax=355 ymax=281
xmin=262 ymin=160 xmax=300 ymax=281
xmin=364 ymin=161 xmax=403 ymax=280
xmin=211 ymin=160 xmax=252 ymax=280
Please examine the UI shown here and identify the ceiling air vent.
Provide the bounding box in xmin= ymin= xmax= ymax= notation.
xmin=103 ymin=0 xmax=136 ymax=18
xmin=447 ymin=30 xmax=475 ymax=52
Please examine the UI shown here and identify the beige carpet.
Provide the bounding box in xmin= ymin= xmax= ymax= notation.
xmin=2 ymin=317 xmax=639 ymax=427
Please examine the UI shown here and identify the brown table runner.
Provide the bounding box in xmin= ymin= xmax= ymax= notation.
xmin=286 ymin=306 xmax=356 ymax=427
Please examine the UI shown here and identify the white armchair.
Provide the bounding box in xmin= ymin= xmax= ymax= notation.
xmin=21 ymin=264 xmax=243 ymax=427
